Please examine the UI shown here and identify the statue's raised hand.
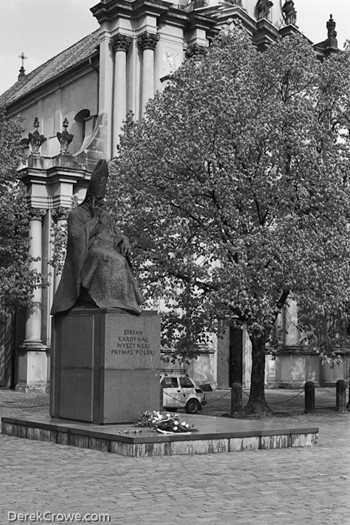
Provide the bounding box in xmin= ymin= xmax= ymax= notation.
xmin=119 ymin=238 xmax=131 ymax=257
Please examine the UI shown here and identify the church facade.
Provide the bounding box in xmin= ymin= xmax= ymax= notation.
xmin=1 ymin=0 xmax=348 ymax=392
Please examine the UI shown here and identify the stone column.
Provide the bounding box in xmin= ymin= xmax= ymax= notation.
xmin=25 ymin=209 xmax=46 ymax=343
xmin=98 ymin=29 xmax=114 ymax=158
xmin=138 ymin=32 xmax=159 ymax=115
xmin=111 ymin=33 xmax=132 ymax=152
xmin=17 ymin=208 xmax=48 ymax=392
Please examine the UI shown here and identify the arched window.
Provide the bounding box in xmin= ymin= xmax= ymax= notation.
xmin=71 ymin=109 xmax=97 ymax=153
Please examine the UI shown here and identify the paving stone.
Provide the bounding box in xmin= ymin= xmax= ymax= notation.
xmin=0 ymin=388 xmax=349 ymax=524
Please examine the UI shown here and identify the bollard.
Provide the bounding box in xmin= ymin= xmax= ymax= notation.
xmin=231 ymin=382 xmax=242 ymax=415
xmin=336 ymin=379 xmax=347 ymax=413
xmin=304 ymin=381 xmax=315 ymax=414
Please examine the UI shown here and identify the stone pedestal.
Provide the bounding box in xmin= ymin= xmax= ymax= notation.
xmin=50 ymin=308 xmax=161 ymax=424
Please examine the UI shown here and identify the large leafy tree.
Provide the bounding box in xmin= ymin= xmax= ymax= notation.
xmin=108 ymin=30 xmax=350 ymax=413
xmin=0 ymin=111 xmax=41 ymax=316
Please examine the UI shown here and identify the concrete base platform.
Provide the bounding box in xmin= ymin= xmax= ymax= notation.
xmin=1 ymin=414 xmax=319 ymax=457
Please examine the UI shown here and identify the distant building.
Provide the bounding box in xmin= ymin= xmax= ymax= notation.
xmin=0 ymin=0 xmax=347 ymax=391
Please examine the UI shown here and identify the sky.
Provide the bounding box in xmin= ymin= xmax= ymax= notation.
xmin=0 ymin=0 xmax=349 ymax=95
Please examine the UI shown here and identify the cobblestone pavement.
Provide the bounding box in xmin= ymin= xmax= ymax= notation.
xmin=0 ymin=389 xmax=349 ymax=525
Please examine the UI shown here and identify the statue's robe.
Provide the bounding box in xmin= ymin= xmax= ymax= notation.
xmin=51 ymin=203 xmax=144 ymax=315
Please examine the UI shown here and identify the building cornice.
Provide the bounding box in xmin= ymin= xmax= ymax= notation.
xmin=20 ymin=164 xmax=89 ymax=185
xmin=186 ymin=9 xmax=218 ymax=38
xmin=209 ymin=5 xmax=257 ymax=37
xmin=252 ymin=18 xmax=279 ymax=50
xmin=91 ymin=0 xmax=169 ymax=25
xmin=20 ymin=164 xmax=91 ymax=209
xmin=92 ymin=0 xmax=217 ymax=35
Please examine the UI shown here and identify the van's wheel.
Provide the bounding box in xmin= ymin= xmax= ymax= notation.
xmin=185 ymin=399 xmax=199 ymax=414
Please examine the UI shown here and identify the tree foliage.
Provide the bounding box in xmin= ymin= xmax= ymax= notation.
xmin=0 ymin=110 xmax=41 ymax=316
xmin=108 ymin=30 xmax=350 ymax=412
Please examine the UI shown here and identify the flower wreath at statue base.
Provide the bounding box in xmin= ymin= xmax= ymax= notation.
xmin=136 ymin=411 xmax=198 ymax=434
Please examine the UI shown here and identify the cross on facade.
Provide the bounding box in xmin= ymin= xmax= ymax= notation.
xmin=18 ymin=51 xmax=27 ymax=68
xmin=18 ymin=51 xmax=28 ymax=80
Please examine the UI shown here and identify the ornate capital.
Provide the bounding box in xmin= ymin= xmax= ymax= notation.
xmin=29 ymin=208 xmax=47 ymax=221
xmin=111 ymin=33 xmax=132 ymax=53
xmin=185 ymin=44 xmax=208 ymax=60
xmin=51 ymin=206 xmax=69 ymax=223
xmin=28 ymin=118 xmax=46 ymax=156
xmin=56 ymin=118 xmax=74 ymax=154
xmin=137 ymin=32 xmax=159 ymax=51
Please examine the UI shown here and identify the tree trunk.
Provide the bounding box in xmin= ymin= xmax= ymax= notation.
xmin=245 ymin=334 xmax=271 ymax=415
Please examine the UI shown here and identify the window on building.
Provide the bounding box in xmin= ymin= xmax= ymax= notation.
xmin=73 ymin=109 xmax=97 ymax=151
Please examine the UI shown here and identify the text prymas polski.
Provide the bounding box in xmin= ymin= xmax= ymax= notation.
xmin=7 ymin=512 xmax=111 ymax=523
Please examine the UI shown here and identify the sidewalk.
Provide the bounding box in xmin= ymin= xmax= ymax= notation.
xmin=0 ymin=387 xmax=349 ymax=525
xmin=0 ymin=386 xmax=342 ymax=420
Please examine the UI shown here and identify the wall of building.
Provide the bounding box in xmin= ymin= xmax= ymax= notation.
xmin=14 ymin=69 xmax=98 ymax=158
xmin=155 ymin=23 xmax=185 ymax=92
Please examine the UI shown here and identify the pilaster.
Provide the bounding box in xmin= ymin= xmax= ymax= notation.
xmin=111 ymin=33 xmax=132 ymax=151
xmin=138 ymin=31 xmax=160 ymax=114
xmin=98 ymin=28 xmax=114 ymax=158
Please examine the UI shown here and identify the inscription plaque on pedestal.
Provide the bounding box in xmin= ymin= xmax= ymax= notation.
xmin=51 ymin=308 xmax=161 ymax=424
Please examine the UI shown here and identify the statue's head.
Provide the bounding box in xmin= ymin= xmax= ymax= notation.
xmin=87 ymin=159 xmax=109 ymax=198
xmin=85 ymin=159 xmax=109 ymax=214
